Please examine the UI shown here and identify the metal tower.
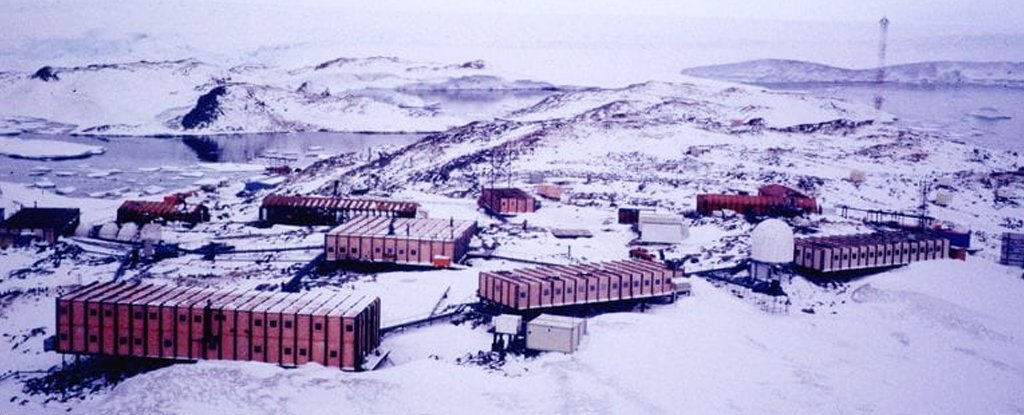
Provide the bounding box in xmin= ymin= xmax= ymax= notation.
xmin=874 ymin=17 xmax=890 ymax=110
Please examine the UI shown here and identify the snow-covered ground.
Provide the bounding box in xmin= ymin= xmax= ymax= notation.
xmin=2 ymin=1 xmax=1024 ymax=414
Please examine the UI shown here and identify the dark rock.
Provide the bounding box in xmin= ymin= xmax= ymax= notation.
xmin=182 ymin=86 xmax=227 ymax=129
xmin=30 ymin=66 xmax=59 ymax=82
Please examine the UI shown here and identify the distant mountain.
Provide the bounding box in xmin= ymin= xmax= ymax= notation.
xmin=681 ymin=59 xmax=1024 ymax=88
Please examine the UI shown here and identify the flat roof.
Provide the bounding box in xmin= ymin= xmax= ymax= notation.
xmin=58 ymin=283 xmax=377 ymax=318
xmin=327 ymin=216 xmax=475 ymax=242
xmin=483 ymin=188 xmax=533 ymax=199
xmin=1 ymin=207 xmax=79 ymax=230
xmin=530 ymin=314 xmax=585 ymax=329
xmin=796 ymin=231 xmax=944 ymax=249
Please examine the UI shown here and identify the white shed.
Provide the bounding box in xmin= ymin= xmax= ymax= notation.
xmin=526 ymin=314 xmax=587 ymax=354
xmin=493 ymin=314 xmax=524 ymax=336
xmin=638 ymin=212 xmax=688 ymax=244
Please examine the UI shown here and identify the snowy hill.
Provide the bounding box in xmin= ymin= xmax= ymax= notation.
xmin=682 ymin=59 xmax=1024 ymax=87
xmin=0 ymin=57 xmax=560 ymax=135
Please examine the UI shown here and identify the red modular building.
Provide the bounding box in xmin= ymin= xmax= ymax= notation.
xmin=325 ymin=216 xmax=477 ymax=267
xmin=794 ymin=231 xmax=950 ymax=274
xmin=478 ymin=260 xmax=681 ymax=311
xmin=260 ymin=194 xmax=419 ymax=226
xmin=117 ymin=200 xmax=210 ymax=225
xmin=696 ymin=184 xmax=819 ymax=216
xmin=479 ymin=188 xmax=537 ymax=215
xmin=56 ymin=282 xmax=381 ymax=371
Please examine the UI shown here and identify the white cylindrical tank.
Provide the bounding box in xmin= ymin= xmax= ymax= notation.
xmin=750 ymin=219 xmax=795 ymax=264
xmin=140 ymin=223 xmax=162 ymax=243
xmin=98 ymin=222 xmax=120 ymax=240
xmin=117 ymin=222 xmax=139 ymax=241
xmin=74 ymin=222 xmax=94 ymax=238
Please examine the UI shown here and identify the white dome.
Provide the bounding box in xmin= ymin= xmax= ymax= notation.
xmin=750 ymin=219 xmax=794 ymax=264
xmin=98 ymin=222 xmax=120 ymax=240
xmin=117 ymin=222 xmax=139 ymax=241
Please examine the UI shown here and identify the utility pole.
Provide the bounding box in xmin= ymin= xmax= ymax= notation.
xmin=874 ymin=17 xmax=890 ymax=110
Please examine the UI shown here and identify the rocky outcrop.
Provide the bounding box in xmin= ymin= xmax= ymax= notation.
xmin=181 ymin=86 xmax=227 ymax=129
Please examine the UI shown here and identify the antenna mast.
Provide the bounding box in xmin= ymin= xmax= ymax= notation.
xmin=874 ymin=17 xmax=890 ymax=110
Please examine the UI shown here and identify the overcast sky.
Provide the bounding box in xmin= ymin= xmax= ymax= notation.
xmin=339 ymin=0 xmax=1024 ymax=33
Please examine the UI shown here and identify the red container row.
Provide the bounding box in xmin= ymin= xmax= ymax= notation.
xmin=478 ymin=260 xmax=680 ymax=311
xmin=56 ymin=282 xmax=380 ymax=371
xmin=326 ymin=217 xmax=477 ymax=266
xmin=696 ymin=194 xmax=819 ymax=216
xmin=794 ymin=232 xmax=950 ymax=273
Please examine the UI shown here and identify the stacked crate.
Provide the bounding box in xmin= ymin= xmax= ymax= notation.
xmin=478 ymin=260 xmax=680 ymax=311
xmin=55 ymin=282 xmax=381 ymax=371
xmin=325 ymin=216 xmax=477 ymax=267
xmin=794 ymin=232 xmax=950 ymax=274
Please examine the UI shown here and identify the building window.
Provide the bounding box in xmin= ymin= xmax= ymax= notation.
xmin=633 ymin=281 xmax=639 ymax=287
xmin=136 ymin=311 xmax=144 ymax=319
xmin=284 ymin=347 xmax=292 ymax=355
xmin=254 ymin=345 xmax=263 ymax=353
xmin=255 ymin=319 xmax=263 ymax=327
xmin=350 ymin=247 xmax=358 ymax=253
xmin=193 ymin=315 xmax=201 ymax=323
xmin=644 ymin=280 xmax=650 ymax=286
xmin=284 ymin=321 xmax=292 ymax=329
xmin=134 ymin=338 xmax=143 ymax=345
xmin=59 ymin=306 xmax=68 ymax=315
xmin=314 ymin=323 xmax=323 ymax=331
xmin=179 ymin=315 xmax=187 ymax=322
xmin=543 ymin=289 xmax=550 ymax=295
xmin=164 ymin=339 xmax=172 ymax=348
xmin=345 ymin=325 xmax=354 ymax=332
xmin=269 ymin=320 xmax=278 ymax=328
xmin=566 ymin=288 xmax=573 ymax=294
xmin=119 ymin=337 xmax=128 ymax=345
xmin=89 ymin=309 xmax=97 ymax=316
xmin=299 ymin=348 xmax=307 ymax=356
xmin=399 ymin=249 xmax=404 ymax=255
xmin=330 ymin=350 xmax=338 ymax=358
xmin=149 ymin=312 xmax=157 ymax=320
xmin=375 ymin=247 xmax=381 ymax=253
xmin=655 ymin=279 xmax=661 ymax=285
xmin=590 ymin=286 xmax=596 ymax=291
xmin=410 ymin=250 xmax=417 ymax=256
xmin=89 ymin=335 xmax=97 ymax=343
xmin=519 ymin=292 xmax=527 ymax=298
xmin=104 ymin=310 xmax=112 ymax=317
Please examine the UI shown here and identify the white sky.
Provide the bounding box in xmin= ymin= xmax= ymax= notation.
xmin=338 ymin=0 xmax=1024 ymax=33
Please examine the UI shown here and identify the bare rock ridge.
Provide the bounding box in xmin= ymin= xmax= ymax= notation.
xmin=30 ymin=66 xmax=59 ymax=82
xmin=181 ymin=86 xmax=227 ymax=130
